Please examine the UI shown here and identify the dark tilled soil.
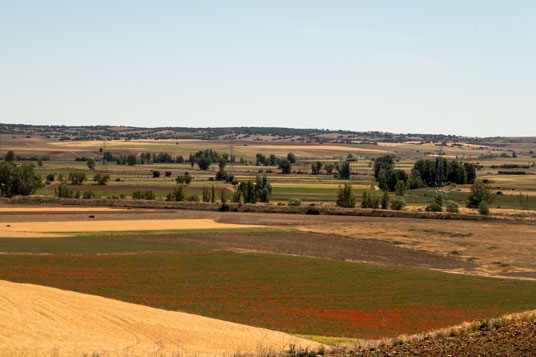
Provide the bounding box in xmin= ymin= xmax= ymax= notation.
xmin=339 ymin=321 xmax=536 ymax=356
xmin=120 ymin=231 xmax=477 ymax=270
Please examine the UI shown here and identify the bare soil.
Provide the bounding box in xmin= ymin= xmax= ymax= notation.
xmin=339 ymin=321 xmax=536 ymax=356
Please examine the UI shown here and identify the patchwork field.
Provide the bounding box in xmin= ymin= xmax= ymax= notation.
xmin=1 ymin=206 xmax=536 ymax=349
xmin=1 ymin=128 xmax=536 ymax=354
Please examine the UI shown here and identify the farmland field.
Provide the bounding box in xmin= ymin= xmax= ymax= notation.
xmin=1 ymin=207 xmax=536 ymax=343
xmin=1 ymin=126 xmax=536 ymax=354
xmin=3 ymin=235 xmax=536 ymax=339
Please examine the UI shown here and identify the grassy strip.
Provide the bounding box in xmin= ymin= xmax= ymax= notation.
xmin=0 ymin=236 xmax=211 ymax=254
xmin=2 ymin=250 xmax=536 ymax=338
xmin=294 ymin=334 xmax=359 ymax=346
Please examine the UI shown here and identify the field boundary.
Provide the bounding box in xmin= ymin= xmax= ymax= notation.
xmin=330 ymin=309 xmax=536 ymax=355
xmin=3 ymin=196 xmax=535 ymax=224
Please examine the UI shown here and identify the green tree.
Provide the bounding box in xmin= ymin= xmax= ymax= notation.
xmin=238 ymin=181 xmax=258 ymax=203
xmin=218 ymin=158 xmax=227 ymax=170
xmin=467 ymin=180 xmax=494 ymax=208
xmin=5 ymin=151 xmax=15 ymax=162
xmin=373 ymin=155 xmax=394 ymax=179
xmin=126 ymin=155 xmax=137 ymax=166
xmin=278 ymin=159 xmax=291 ymax=174
xmin=0 ymin=162 xmax=42 ymax=197
xmin=311 ymin=161 xmax=323 ymax=175
xmin=167 ymin=185 xmax=186 ymax=202
xmin=390 ymin=196 xmax=406 ymax=210
xmin=381 ymin=191 xmax=390 ymax=209
xmin=198 ymin=157 xmax=211 ymax=170
xmin=324 ymin=163 xmax=334 ymax=175
xmin=255 ymin=175 xmax=272 ymax=203
xmin=378 ymin=169 xmax=408 ymax=192
xmin=287 ymin=152 xmax=296 ymax=164
xmin=202 ymin=186 xmax=211 ymax=202
xmin=86 ymin=158 xmax=96 ymax=170
xmin=54 ymin=183 xmax=75 ymax=198
xmin=394 ymin=180 xmax=406 ymax=197
xmin=336 ymin=161 xmax=351 ymax=180
xmin=68 ymin=172 xmax=86 ymax=185
xmin=336 ymin=184 xmax=356 ymax=208
xmin=93 ymin=172 xmax=110 ymax=185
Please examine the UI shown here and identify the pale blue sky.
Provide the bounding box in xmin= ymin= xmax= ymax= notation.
xmin=1 ymin=1 xmax=535 ymax=136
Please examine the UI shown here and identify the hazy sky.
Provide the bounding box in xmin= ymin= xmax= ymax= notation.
xmin=1 ymin=1 xmax=535 ymax=137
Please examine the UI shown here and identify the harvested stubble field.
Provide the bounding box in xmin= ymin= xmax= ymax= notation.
xmin=0 ymin=218 xmax=262 ymax=237
xmin=0 ymin=279 xmax=319 ymax=356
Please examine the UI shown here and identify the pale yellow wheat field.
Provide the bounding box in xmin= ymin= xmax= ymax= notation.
xmin=0 ymin=219 xmax=262 ymax=237
xmin=0 ymin=280 xmax=321 ymax=356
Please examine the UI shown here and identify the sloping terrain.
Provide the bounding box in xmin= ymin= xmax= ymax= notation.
xmin=0 ymin=280 xmax=320 ymax=356
xmin=337 ymin=319 xmax=536 ymax=356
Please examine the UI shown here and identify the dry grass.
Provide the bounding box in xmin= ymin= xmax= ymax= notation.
xmin=0 ymin=279 xmax=321 ymax=356
xmin=294 ymin=218 xmax=536 ymax=276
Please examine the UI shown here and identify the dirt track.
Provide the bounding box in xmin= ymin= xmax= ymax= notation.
xmin=0 ymin=280 xmax=320 ymax=356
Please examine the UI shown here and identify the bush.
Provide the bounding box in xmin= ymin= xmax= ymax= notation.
xmin=55 ymin=184 xmax=75 ymax=198
xmin=381 ymin=192 xmax=390 ymax=209
xmin=166 ymin=185 xmax=186 ymax=202
xmin=394 ymin=180 xmax=406 ymax=197
xmin=152 ymin=170 xmax=160 ymax=178
xmin=132 ymin=190 xmax=155 ymax=200
xmin=186 ymin=193 xmax=199 ymax=202
xmin=446 ymin=200 xmax=459 ymax=213
xmin=215 ymin=170 xmax=228 ymax=181
xmin=336 ymin=184 xmax=356 ymax=208
xmin=305 ymin=207 xmax=320 ymax=215
xmin=434 ymin=191 xmax=445 ymax=206
xmin=479 ymin=201 xmax=490 ymax=215
xmin=46 ymin=173 xmax=55 ymax=182
xmin=165 ymin=171 xmax=172 ymax=177
xmin=361 ymin=191 xmax=380 ymax=208
xmin=288 ymin=198 xmax=301 ymax=206
xmin=93 ymin=172 xmax=110 ymax=185
xmin=390 ymin=196 xmax=406 ymax=210
xmin=176 ymin=173 xmax=193 ymax=185
xmin=426 ymin=202 xmax=443 ymax=212
xmin=231 ymin=190 xmax=242 ymax=203
xmin=68 ymin=172 xmax=86 ymax=185
xmin=82 ymin=190 xmax=97 ymax=199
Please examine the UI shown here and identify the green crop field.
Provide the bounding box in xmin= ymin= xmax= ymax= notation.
xmin=2 ymin=233 xmax=536 ymax=339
